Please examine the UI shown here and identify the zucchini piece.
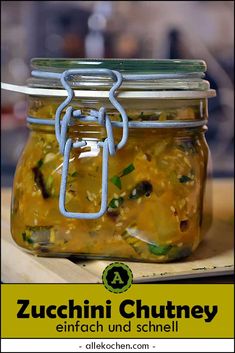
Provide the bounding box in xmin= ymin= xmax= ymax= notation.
xmin=32 ymin=166 xmax=51 ymax=199
xmin=168 ymin=246 xmax=192 ymax=260
xmin=121 ymin=228 xmax=143 ymax=255
xmin=108 ymin=197 xmax=124 ymax=209
xmin=107 ymin=210 xmax=120 ymax=220
xmin=179 ymin=175 xmax=192 ymax=183
xmin=180 ymin=219 xmax=189 ymax=232
xmin=22 ymin=226 xmax=54 ymax=245
xmin=22 ymin=231 xmax=34 ymax=244
xmin=129 ymin=180 xmax=153 ymax=199
xmin=37 ymin=159 xmax=44 ymax=168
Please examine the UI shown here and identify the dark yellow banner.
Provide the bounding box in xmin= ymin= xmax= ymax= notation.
xmin=1 ymin=284 xmax=233 ymax=338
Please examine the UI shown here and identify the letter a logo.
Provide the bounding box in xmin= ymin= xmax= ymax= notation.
xmin=102 ymin=262 xmax=133 ymax=293
xmin=111 ymin=272 xmax=124 ymax=284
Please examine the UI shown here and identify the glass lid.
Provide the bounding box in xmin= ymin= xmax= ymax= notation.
xmin=31 ymin=58 xmax=207 ymax=74
xmin=28 ymin=58 xmax=211 ymax=92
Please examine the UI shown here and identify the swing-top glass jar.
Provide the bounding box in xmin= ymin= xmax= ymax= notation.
xmin=11 ymin=59 xmax=216 ymax=262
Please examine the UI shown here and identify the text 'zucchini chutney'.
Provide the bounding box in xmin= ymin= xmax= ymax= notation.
xmin=9 ymin=59 xmax=216 ymax=262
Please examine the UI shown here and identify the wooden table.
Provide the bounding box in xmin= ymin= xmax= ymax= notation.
xmin=1 ymin=179 xmax=234 ymax=283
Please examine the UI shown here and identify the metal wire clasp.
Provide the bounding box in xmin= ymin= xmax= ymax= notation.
xmin=51 ymin=68 xmax=128 ymax=219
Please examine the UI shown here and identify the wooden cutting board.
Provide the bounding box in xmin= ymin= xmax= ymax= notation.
xmin=1 ymin=179 xmax=234 ymax=283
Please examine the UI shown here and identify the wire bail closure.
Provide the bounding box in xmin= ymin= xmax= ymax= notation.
xmin=28 ymin=68 xmax=210 ymax=220
xmin=31 ymin=68 xmax=129 ymax=219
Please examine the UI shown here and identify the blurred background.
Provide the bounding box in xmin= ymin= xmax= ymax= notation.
xmin=1 ymin=0 xmax=234 ymax=186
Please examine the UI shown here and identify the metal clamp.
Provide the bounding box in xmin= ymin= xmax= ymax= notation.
xmin=31 ymin=68 xmax=129 ymax=219
xmin=59 ymin=138 xmax=109 ymax=219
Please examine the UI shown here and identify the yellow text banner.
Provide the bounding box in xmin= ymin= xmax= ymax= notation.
xmin=1 ymin=284 xmax=233 ymax=338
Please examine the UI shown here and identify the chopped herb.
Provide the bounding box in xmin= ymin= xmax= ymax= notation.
xmin=180 ymin=219 xmax=189 ymax=232
xmin=120 ymin=163 xmax=135 ymax=177
xmin=110 ymin=163 xmax=135 ymax=190
xmin=67 ymin=171 xmax=79 ymax=185
xmin=89 ymin=231 xmax=97 ymax=237
xmin=118 ymin=114 xmax=123 ymax=122
xmin=110 ymin=175 xmax=122 ymax=189
xmin=177 ymin=141 xmax=196 ymax=154
xmin=36 ymin=159 xmax=43 ymax=168
xmin=108 ymin=196 xmax=124 ymax=209
xmin=148 ymin=243 xmax=172 ymax=256
xmin=22 ymin=232 xmax=34 ymax=244
xmin=179 ymin=175 xmax=192 ymax=183
xmin=129 ymin=180 xmax=153 ymax=199
xmin=71 ymin=171 xmax=79 ymax=177
xmin=32 ymin=166 xmax=50 ymax=199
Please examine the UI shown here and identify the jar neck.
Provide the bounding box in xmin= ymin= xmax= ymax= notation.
xmin=28 ymin=96 xmax=208 ymax=124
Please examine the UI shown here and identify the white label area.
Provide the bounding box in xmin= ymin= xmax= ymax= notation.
xmin=1 ymin=339 xmax=234 ymax=352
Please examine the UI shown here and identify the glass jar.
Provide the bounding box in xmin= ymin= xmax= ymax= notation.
xmin=10 ymin=59 xmax=216 ymax=262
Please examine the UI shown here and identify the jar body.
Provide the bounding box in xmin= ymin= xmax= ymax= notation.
xmin=11 ymin=97 xmax=211 ymax=262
